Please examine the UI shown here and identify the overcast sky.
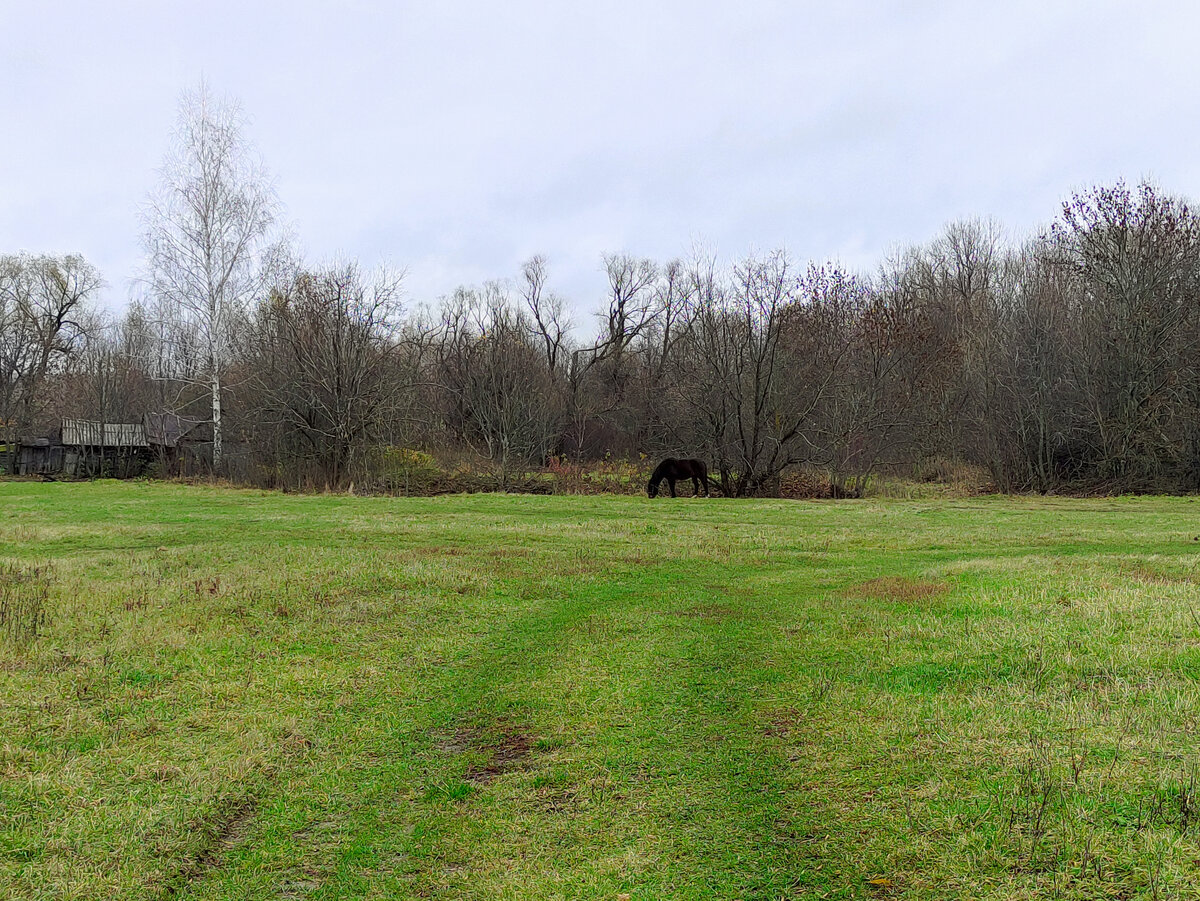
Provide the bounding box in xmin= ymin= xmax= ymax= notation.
xmin=3 ymin=1 xmax=1199 ymax=315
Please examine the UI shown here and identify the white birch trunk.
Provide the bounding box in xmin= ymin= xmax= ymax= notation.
xmin=211 ymin=364 xmax=223 ymax=472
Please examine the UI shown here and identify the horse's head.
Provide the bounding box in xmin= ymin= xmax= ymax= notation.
xmin=647 ymin=477 xmax=658 ymax=498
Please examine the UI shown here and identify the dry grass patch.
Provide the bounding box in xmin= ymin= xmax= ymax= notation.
xmin=486 ymin=547 xmax=532 ymax=558
xmin=439 ymin=721 xmax=536 ymax=786
xmin=760 ymin=707 xmax=805 ymax=739
xmin=465 ymin=731 xmax=533 ymax=785
xmin=660 ymin=603 xmax=740 ymax=620
xmin=1123 ymin=562 xmax=1200 ymax=585
xmin=841 ymin=575 xmax=950 ymax=604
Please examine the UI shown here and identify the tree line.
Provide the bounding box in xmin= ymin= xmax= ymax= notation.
xmin=6 ymin=87 xmax=1200 ymax=496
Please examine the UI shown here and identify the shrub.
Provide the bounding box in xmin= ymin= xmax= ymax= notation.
xmin=779 ymin=467 xmax=833 ymax=499
xmin=546 ymin=455 xmax=650 ymax=495
xmin=370 ymin=447 xmax=443 ymax=495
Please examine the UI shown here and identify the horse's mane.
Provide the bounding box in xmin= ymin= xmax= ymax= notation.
xmin=649 ymin=458 xmax=676 ymax=481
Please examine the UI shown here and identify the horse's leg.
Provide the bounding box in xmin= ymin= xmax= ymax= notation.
xmin=669 ymin=478 xmax=677 ymax=498
xmin=692 ymin=476 xmax=700 ymax=496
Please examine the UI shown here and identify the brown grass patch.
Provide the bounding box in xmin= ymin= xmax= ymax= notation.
xmin=536 ymin=783 xmax=582 ymax=813
xmin=413 ymin=546 xmax=468 ymax=558
xmin=841 ymin=576 xmax=950 ymax=604
xmin=658 ymin=603 xmax=739 ymax=620
xmin=439 ymin=722 xmax=535 ymax=785
xmin=466 ymin=730 xmax=532 ymax=784
xmin=761 ymin=707 xmax=804 ymax=738
xmin=1124 ymin=564 xmax=1200 ymax=585
xmin=486 ymin=547 xmax=531 ymax=559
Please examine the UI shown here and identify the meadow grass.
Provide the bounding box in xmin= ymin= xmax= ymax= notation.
xmin=4 ymin=482 xmax=1200 ymax=899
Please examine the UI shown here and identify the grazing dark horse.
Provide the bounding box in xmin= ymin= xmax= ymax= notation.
xmin=647 ymin=458 xmax=709 ymax=498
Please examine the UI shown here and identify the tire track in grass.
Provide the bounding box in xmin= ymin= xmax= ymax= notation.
xmin=157 ymin=795 xmax=258 ymax=900
xmin=163 ymin=557 xmax=599 ymax=899
xmin=216 ymin=557 xmax=816 ymax=899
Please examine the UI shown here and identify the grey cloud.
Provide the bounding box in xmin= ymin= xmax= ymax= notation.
xmin=3 ymin=1 xmax=1200 ymax=310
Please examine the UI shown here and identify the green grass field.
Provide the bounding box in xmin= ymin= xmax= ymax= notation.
xmin=5 ymin=482 xmax=1200 ymax=899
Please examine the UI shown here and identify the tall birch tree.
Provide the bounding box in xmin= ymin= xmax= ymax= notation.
xmin=142 ymin=82 xmax=278 ymax=471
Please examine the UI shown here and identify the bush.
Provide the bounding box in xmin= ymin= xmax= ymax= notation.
xmin=546 ymin=456 xmax=650 ymax=495
xmin=370 ymin=447 xmax=443 ymax=495
xmin=778 ymin=467 xmax=834 ymax=499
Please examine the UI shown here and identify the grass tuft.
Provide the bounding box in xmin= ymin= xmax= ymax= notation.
xmin=0 ymin=561 xmax=52 ymax=646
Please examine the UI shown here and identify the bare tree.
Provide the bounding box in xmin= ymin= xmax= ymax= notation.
xmin=141 ymin=81 xmax=279 ymax=473
xmin=1052 ymin=182 xmax=1200 ymax=488
xmin=244 ymin=262 xmax=405 ymax=488
xmin=433 ymin=283 xmax=558 ymax=484
xmin=0 ymin=254 xmax=101 ymax=470
xmin=989 ymin=246 xmax=1085 ymax=491
xmin=520 ymin=255 xmax=571 ymax=380
xmin=626 ymin=259 xmax=695 ymax=451
xmin=671 ymin=251 xmax=850 ymax=496
xmin=597 ymin=254 xmax=659 ymax=362
xmin=556 ymin=255 xmax=661 ymax=457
